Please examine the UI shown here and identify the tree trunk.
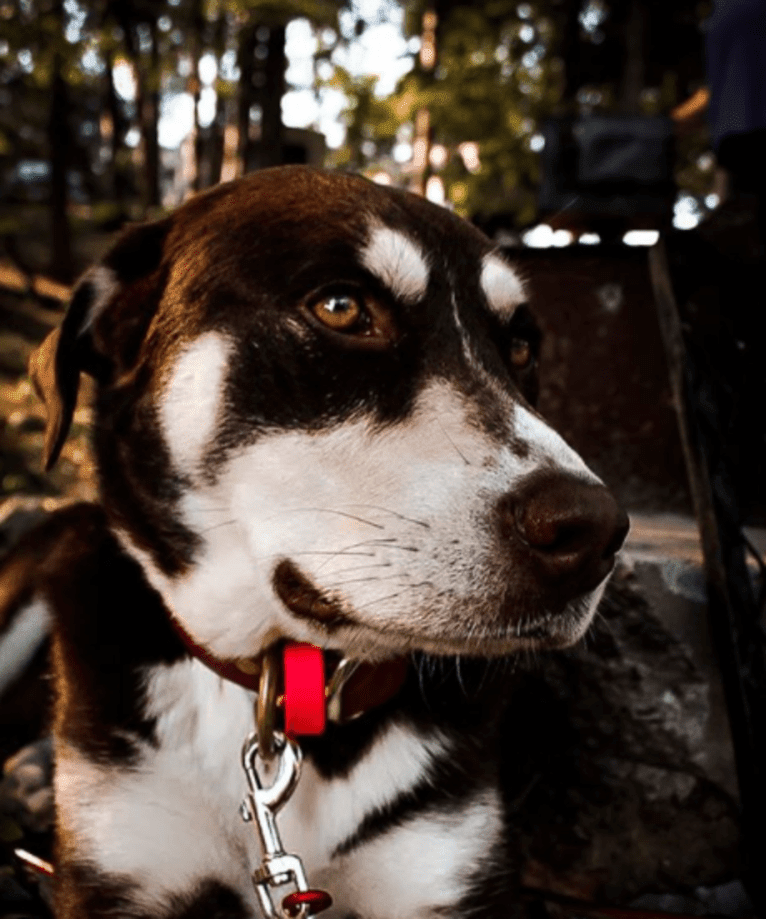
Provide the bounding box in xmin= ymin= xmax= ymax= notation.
xmin=556 ymin=0 xmax=582 ymax=108
xmin=258 ymin=24 xmax=286 ymax=170
xmin=209 ymin=94 xmax=227 ymax=186
xmin=142 ymin=18 xmax=161 ymax=209
xmin=206 ymin=12 xmax=227 ymax=187
xmin=236 ymin=22 xmax=258 ymax=175
xmin=115 ymin=6 xmax=160 ymax=213
xmin=189 ymin=0 xmax=205 ymax=193
xmin=104 ymin=45 xmax=127 ymax=212
xmin=618 ymin=0 xmax=645 ymax=114
xmin=48 ymin=0 xmax=73 ymax=281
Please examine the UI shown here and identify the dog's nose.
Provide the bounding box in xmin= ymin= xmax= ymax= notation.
xmin=499 ymin=473 xmax=629 ymax=599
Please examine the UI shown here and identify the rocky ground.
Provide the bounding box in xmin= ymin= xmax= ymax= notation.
xmin=0 ymin=276 xmax=757 ymax=918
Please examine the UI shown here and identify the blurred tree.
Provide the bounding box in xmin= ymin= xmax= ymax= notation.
xmin=0 ymin=0 xmax=713 ymax=269
xmin=48 ymin=0 xmax=75 ymax=277
xmin=327 ymin=66 xmax=406 ymax=172
xmin=333 ymin=0 xmax=565 ymax=224
xmin=0 ymin=0 xmax=78 ymax=279
xmin=228 ymin=0 xmax=342 ymax=174
xmin=0 ymin=0 xmax=347 ymax=278
xmin=105 ymin=0 xmax=163 ymax=210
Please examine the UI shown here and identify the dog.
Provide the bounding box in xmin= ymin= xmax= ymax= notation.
xmin=3 ymin=166 xmax=628 ymax=918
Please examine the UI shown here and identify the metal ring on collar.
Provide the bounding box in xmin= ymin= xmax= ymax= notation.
xmin=257 ymin=645 xmax=280 ymax=759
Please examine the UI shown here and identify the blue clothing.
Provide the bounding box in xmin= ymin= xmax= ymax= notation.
xmin=705 ymin=0 xmax=766 ymax=148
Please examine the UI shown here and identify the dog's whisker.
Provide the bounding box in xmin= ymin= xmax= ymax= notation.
xmin=324 ymin=562 xmax=394 ymax=576
xmin=319 ymin=539 xmax=421 ymax=566
xmin=593 ymin=605 xmax=617 ymax=640
xmin=348 ymin=538 xmax=399 ymax=547
xmin=473 ymin=657 xmax=492 ymax=695
xmin=339 ymin=505 xmax=431 ymax=530
xmin=285 ymin=549 xmax=378 ymax=558
xmin=283 ymin=508 xmax=385 ymax=530
xmin=198 ymin=519 xmax=238 ymax=535
xmin=322 ymin=573 xmax=403 ymax=590
xmin=313 ymin=537 xmax=398 ymax=557
xmin=310 ymin=538 xmax=404 ymax=574
xmin=454 ymin=655 xmax=467 ymax=696
xmin=356 ymin=589 xmax=409 ymax=610
xmin=437 ymin=419 xmax=472 ymax=466
xmin=416 ymin=655 xmax=431 ymax=707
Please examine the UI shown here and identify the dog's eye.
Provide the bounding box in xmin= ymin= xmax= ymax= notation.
xmin=311 ymin=294 xmax=366 ymax=332
xmin=509 ymin=338 xmax=533 ymax=371
xmin=300 ymin=284 xmax=399 ymax=351
xmin=303 ymin=288 xmax=398 ymax=349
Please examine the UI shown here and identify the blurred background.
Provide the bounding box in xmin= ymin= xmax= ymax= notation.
xmin=0 ymin=0 xmax=715 ymax=281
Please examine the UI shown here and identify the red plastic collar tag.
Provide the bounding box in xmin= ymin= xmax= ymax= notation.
xmin=283 ymin=643 xmax=326 ymax=737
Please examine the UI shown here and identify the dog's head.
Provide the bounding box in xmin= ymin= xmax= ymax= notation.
xmin=30 ymin=166 xmax=627 ymax=662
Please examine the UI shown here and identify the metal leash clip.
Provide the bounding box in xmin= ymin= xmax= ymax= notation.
xmin=241 ymin=648 xmax=332 ymax=919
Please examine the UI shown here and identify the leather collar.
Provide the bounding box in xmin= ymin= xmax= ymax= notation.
xmin=169 ymin=617 xmax=408 ymax=724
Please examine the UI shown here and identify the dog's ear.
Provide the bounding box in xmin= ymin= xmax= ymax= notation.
xmin=29 ymin=217 xmax=172 ymax=471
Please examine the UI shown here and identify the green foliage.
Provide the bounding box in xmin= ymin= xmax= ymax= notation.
xmin=325 ymin=67 xmax=404 ymax=169
xmin=343 ymin=1 xmax=562 ymax=222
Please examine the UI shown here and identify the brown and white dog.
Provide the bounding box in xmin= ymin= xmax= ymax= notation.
xmin=4 ymin=166 xmax=628 ymax=918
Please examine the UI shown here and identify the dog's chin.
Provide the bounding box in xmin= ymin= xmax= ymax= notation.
xmin=273 ymin=558 xmax=604 ymax=661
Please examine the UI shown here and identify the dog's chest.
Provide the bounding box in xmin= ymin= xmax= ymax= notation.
xmin=130 ymin=660 xmax=502 ymax=917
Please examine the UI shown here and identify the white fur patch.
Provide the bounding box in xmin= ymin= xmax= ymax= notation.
xmin=286 ymin=721 xmax=446 ymax=869
xmin=159 ymin=332 xmax=231 ymax=474
xmin=55 ymin=661 xmax=255 ymax=911
xmin=513 ymin=405 xmax=598 ymax=480
xmin=0 ymin=599 xmax=50 ymax=698
xmin=55 ymin=746 xmax=249 ymax=912
xmin=326 ymin=790 xmax=504 ymax=918
xmin=480 ymin=255 xmax=526 ymax=318
xmin=361 ymin=225 xmax=430 ymax=302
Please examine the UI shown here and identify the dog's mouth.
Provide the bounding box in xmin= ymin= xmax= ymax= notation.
xmin=273 ymin=558 xmax=600 ymax=656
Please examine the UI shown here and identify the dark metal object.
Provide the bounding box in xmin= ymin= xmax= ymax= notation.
xmin=649 ymin=239 xmax=766 ymax=915
xmin=540 ymin=116 xmax=675 ymax=224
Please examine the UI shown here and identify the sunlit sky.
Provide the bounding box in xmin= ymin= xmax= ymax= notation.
xmin=146 ymin=0 xmax=415 ymax=151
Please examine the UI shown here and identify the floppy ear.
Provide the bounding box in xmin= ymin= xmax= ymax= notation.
xmin=28 ymin=217 xmax=172 ymax=471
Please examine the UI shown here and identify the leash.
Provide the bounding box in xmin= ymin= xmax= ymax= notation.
xmin=185 ymin=631 xmax=408 ymax=917
xmin=240 ymin=642 xmax=411 ymax=917
xmin=14 ymin=648 xmax=331 ymax=918
xmin=241 ymin=643 xmax=333 ymax=919
xmin=239 ymin=640 xmax=413 ymax=917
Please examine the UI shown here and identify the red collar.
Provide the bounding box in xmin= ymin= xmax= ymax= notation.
xmin=169 ymin=617 xmax=408 ymax=724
